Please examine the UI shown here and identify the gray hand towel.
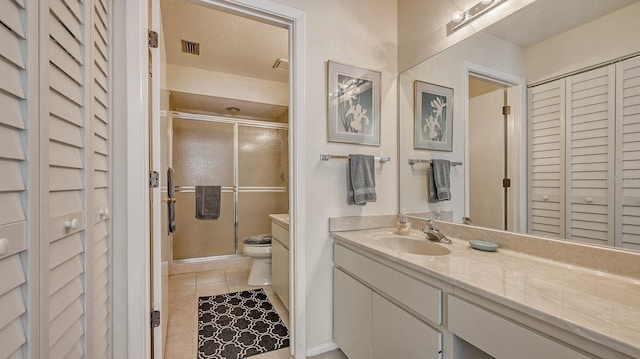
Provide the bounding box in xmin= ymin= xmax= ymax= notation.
xmin=347 ymin=154 xmax=377 ymax=205
xmin=195 ymin=185 xmax=221 ymax=220
xmin=167 ymin=168 xmax=176 ymax=233
xmin=428 ymin=159 xmax=451 ymax=203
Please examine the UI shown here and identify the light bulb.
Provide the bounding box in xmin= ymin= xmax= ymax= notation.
xmin=452 ymin=10 xmax=466 ymax=23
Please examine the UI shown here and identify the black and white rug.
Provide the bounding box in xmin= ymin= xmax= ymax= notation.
xmin=197 ymin=288 xmax=290 ymax=359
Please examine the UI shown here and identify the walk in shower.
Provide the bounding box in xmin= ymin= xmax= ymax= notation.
xmin=164 ymin=112 xmax=288 ymax=261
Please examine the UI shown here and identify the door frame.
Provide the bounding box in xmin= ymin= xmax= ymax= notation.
xmin=112 ymin=1 xmax=306 ymax=358
xmin=463 ymin=61 xmax=527 ymax=232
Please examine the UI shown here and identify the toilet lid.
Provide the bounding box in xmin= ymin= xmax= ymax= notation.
xmin=243 ymin=234 xmax=272 ymax=245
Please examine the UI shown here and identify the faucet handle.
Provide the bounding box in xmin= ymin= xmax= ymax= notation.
xmin=426 ymin=219 xmax=437 ymax=230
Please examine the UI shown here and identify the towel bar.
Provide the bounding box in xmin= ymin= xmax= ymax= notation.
xmin=408 ymin=159 xmax=462 ymax=166
xmin=320 ymin=154 xmax=391 ymax=163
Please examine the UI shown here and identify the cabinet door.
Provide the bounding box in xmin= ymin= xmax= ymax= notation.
xmin=271 ymin=236 xmax=289 ymax=310
xmin=616 ymin=56 xmax=640 ymax=251
xmin=528 ymin=78 xmax=566 ymax=238
xmin=372 ymin=293 xmax=442 ymax=359
xmin=565 ymin=65 xmax=615 ymax=245
xmin=334 ymin=269 xmax=372 ymax=359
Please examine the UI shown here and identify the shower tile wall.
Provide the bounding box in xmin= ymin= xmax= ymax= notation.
xmin=171 ymin=118 xmax=288 ymax=260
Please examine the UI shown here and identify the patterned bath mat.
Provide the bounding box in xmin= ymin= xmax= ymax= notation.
xmin=197 ymin=288 xmax=290 ymax=358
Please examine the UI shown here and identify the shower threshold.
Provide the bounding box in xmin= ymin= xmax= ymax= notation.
xmin=169 ymin=254 xmax=252 ymax=275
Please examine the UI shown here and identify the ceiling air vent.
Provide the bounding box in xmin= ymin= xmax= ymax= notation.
xmin=181 ymin=40 xmax=200 ymax=55
xmin=272 ymin=58 xmax=289 ymax=71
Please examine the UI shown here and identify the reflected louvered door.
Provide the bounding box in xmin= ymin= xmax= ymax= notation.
xmin=528 ymin=79 xmax=566 ymax=238
xmin=0 ymin=1 xmax=32 ymax=358
xmin=565 ymin=65 xmax=616 ymax=245
xmin=91 ymin=0 xmax=111 ymax=357
xmin=616 ymin=56 xmax=640 ymax=251
xmin=46 ymin=0 xmax=90 ymax=358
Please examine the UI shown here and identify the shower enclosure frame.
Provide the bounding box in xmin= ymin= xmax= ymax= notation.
xmin=166 ymin=111 xmax=289 ymax=263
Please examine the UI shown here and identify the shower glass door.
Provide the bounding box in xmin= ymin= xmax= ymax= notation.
xmin=172 ymin=119 xmax=236 ymax=259
xmin=237 ymin=125 xmax=289 ymax=254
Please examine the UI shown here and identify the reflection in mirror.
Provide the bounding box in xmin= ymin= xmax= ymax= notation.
xmin=399 ymin=0 xmax=640 ymax=252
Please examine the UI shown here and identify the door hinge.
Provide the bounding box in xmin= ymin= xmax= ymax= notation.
xmin=149 ymin=171 xmax=160 ymax=188
xmin=148 ymin=30 xmax=159 ymax=48
xmin=502 ymin=105 xmax=511 ymax=116
xmin=502 ymin=178 xmax=511 ymax=188
xmin=151 ymin=310 xmax=161 ymax=328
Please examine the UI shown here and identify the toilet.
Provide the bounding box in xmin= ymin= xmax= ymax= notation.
xmin=243 ymin=234 xmax=273 ymax=286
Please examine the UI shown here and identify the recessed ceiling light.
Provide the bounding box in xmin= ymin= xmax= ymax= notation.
xmin=226 ymin=107 xmax=241 ymax=113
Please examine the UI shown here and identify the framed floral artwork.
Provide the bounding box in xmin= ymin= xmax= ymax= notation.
xmin=414 ymin=80 xmax=453 ymax=151
xmin=327 ymin=61 xmax=381 ymax=146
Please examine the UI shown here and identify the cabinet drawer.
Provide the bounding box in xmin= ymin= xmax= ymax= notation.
xmin=271 ymin=222 xmax=289 ymax=249
xmin=334 ymin=244 xmax=442 ymax=325
xmin=449 ymin=296 xmax=589 ymax=359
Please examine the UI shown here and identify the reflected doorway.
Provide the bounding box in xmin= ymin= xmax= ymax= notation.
xmin=468 ymin=75 xmax=514 ymax=231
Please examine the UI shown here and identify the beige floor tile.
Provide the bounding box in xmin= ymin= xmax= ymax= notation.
xmin=225 ymin=267 xmax=250 ymax=281
xmin=196 ymin=281 xmax=230 ymax=298
xmin=165 ymin=333 xmax=193 ymax=359
xmin=252 ymin=347 xmax=293 ymax=359
xmin=196 ymin=269 xmax=227 ymax=286
xmin=168 ymin=273 xmax=197 ymax=288
xmin=227 ymin=279 xmax=270 ymax=293
xmin=167 ymin=308 xmax=197 ymax=338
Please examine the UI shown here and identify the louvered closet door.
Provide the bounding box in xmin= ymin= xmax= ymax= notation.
xmin=528 ymin=79 xmax=566 ymax=238
xmin=565 ymin=65 xmax=616 ymax=246
xmin=47 ymin=0 xmax=89 ymax=358
xmin=616 ymin=56 xmax=640 ymax=251
xmin=0 ymin=1 xmax=31 ymax=358
xmin=91 ymin=0 xmax=112 ymax=357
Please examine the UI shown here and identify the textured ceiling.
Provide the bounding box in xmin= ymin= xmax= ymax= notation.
xmin=160 ymin=0 xmax=289 ymax=83
xmin=170 ymin=91 xmax=289 ymax=122
xmin=485 ymin=0 xmax=639 ymax=47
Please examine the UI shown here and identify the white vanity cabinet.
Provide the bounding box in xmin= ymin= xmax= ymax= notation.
xmin=271 ymin=221 xmax=290 ymax=310
xmin=334 ymin=243 xmax=444 ymax=359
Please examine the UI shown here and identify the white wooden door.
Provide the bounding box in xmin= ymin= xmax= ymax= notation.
xmin=528 ymin=79 xmax=566 ymax=238
xmin=616 ymin=56 xmax=640 ymax=251
xmin=91 ymin=0 xmax=113 ymax=357
xmin=0 ymin=1 xmax=34 ymax=358
xmin=565 ymin=65 xmax=615 ymax=245
xmin=469 ymin=88 xmax=505 ymax=231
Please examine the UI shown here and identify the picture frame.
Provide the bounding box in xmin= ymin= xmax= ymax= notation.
xmin=327 ymin=61 xmax=381 ymax=146
xmin=414 ymin=80 xmax=454 ymax=151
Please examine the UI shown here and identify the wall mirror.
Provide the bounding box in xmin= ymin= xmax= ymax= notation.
xmin=399 ymin=0 xmax=640 ymax=252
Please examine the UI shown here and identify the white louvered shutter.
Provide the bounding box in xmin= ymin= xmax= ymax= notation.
xmin=565 ymin=65 xmax=616 ymax=246
xmin=0 ymin=1 xmax=32 ymax=358
xmin=616 ymin=56 xmax=640 ymax=251
xmin=47 ymin=0 xmax=89 ymax=358
xmin=91 ymin=0 xmax=112 ymax=357
xmin=528 ymin=79 xmax=566 ymax=238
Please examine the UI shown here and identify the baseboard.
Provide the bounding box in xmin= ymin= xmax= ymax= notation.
xmin=306 ymin=341 xmax=339 ymax=357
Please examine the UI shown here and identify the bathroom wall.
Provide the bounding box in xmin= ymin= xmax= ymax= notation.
xmin=166 ymin=64 xmax=289 ymax=106
xmin=397 ymin=0 xmax=535 ymax=71
xmin=267 ymin=0 xmax=399 ymax=352
xmin=524 ymin=2 xmax=640 ymax=83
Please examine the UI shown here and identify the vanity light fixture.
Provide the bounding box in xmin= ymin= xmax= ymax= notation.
xmin=447 ymin=0 xmax=506 ymax=36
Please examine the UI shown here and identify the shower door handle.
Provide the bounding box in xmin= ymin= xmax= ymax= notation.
xmin=169 ymin=197 xmax=177 ymax=203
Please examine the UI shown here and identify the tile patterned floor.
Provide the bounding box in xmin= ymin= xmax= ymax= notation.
xmin=165 ymin=267 xmax=348 ymax=359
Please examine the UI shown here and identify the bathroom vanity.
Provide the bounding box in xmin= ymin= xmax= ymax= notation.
xmin=331 ymin=221 xmax=640 ymax=359
xmin=270 ymin=214 xmax=290 ymax=310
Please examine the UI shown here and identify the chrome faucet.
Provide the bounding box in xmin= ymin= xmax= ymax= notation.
xmin=422 ymin=220 xmax=452 ymax=244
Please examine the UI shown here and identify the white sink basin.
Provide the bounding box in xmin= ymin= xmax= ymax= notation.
xmin=371 ymin=236 xmax=451 ymax=256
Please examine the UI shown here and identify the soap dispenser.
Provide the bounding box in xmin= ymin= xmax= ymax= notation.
xmin=396 ymin=212 xmax=411 ymax=235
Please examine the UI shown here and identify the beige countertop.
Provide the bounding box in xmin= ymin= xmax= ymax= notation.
xmin=331 ymin=228 xmax=640 ymax=358
xmin=269 ymin=213 xmax=289 ymax=229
